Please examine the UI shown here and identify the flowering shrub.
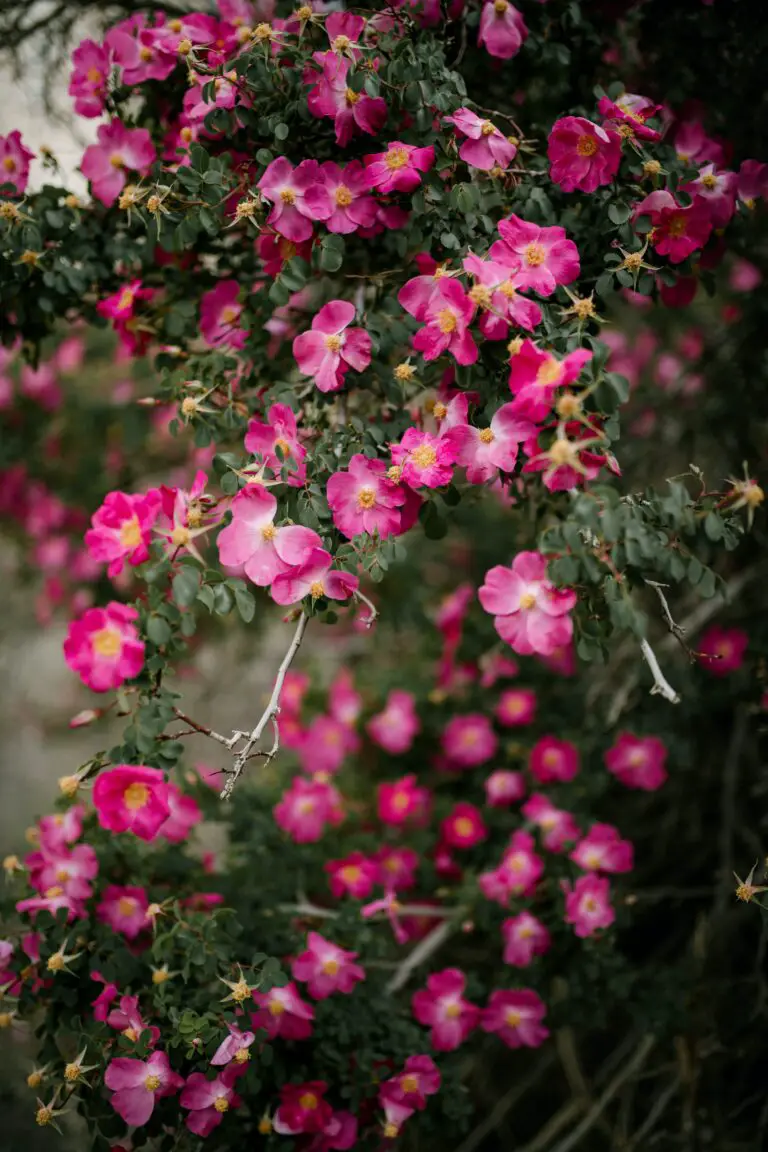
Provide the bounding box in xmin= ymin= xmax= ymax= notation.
xmin=1 ymin=0 xmax=767 ymax=1148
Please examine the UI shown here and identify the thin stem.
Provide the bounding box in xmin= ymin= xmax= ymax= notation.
xmin=385 ymin=919 xmax=455 ymax=994
xmin=639 ymin=638 xmax=681 ymax=704
xmin=354 ymin=589 xmax=379 ymax=628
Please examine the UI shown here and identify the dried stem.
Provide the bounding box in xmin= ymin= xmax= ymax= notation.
xmin=354 ymin=589 xmax=379 ymax=628
xmin=644 ymin=579 xmax=695 ymax=659
xmin=639 ymin=638 xmax=681 ymax=704
xmin=385 ymin=919 xmax=455 ymax=994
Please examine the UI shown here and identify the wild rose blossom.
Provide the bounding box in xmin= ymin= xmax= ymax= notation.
xmin=391 ymin=427 xmax=460 ymax=490
xmin=604 ymin=732 xmax=668 ymax=790
xmin=217 ymin=484 xmax=321 ymax=587
xmin=490 ymin=214 xmax=581 ymax=296
xmin=63 ymin=602 xmax=144 ymax=693
xmin=107 ymin=994 xmax=161 ymax=1047
xmin=522 ymin=793 xmax=580 ymax=852
xmin=379 ymin=1055 xmax=441 ymax=1111
xmin=697 ymin=625 xmax=748 ymax=675
xmin=463 ymin=254 xmax=543 ymax=338
xmin=411 ymin=279 xmax=478 ymax=366
xmin=68 ymin=39 xmax=111 ymax=117
xmin=251 ymin=982 xmax=314 ymax=1040
xmin=210 ymin=1024 xmax=256 ymax=1068
xmin=85 ymin=489 xmax=159 ymax=577
xmin=478 ymin=0 xmax=528 ymax=60
xmin=502 ymin=912 xmax=551 ymax=967
xmin=105 ymin=1050 xmax=183 ymax=1127
xmin=570 ymin=824 xmax=634 ymax=873
xmin=200 ymin=280 xmax=246 ymax=349
xmin=495 ymin=688 xmax=536 ymax=727
xmin=633 ymin=190 xmax=713 ymax=263
xmin=293 ymin=300 xmax=372 ymax=393
xmin=548 ymin=116 xmax=622 ymax=193
xmin=367 ymin=690 xmax=421 ymax=754
xmin=456 ymin=405 xmax=534 ymax=484
xmin=273 ymin=1082 xmax=333 ymax=1136
xmin=325 ymin=851 xmax=378 ymax=899
xmin=598 ymin=92 xmax=662 ymax=141
xmin=478 ymin=830 xmax=543 ymax=903
xmin=563 ymin=874 xmax=615 ymax=937
xmin=411 ymin=968 xmax=480 ymax=1051
xmin=274 ymin=776 xmax=344 ymax=843
xmin=96 ymin=884 xmax=150 ymax=939
xmin=270 ymin=546 xmax=359 ymax=607
xmin=441 ymin=713 xmax=498 ymax=769
xmin=364 ymin=141 xmax=434 ymax=194
xmin=297 ymin=714 xmax=359 ymax=776
xmin=291 ymin=931 xmax=365 ymax=999
xmin=441 ymin=802 xmax=487 ymax=849
xmin=507 ymin=340 xmax=592 ymax=422
xmin=316 ymin=160 xmax=379 ymax=233
xmin=377 ymin=774 xmax=431 ymax=826
xmin=306 ymin=54 xmax=387 ymax=147
xmin=481 ymin=989 xmax=549 ymax=1048
xmin=375 ymin=846 xmax=419 ymax=892
xmin=257 ymin=157 xmax=332 ymax=242
xmin=0 ymin=130 xmax=35 ymax=196
xmin=445 ymin=108 xmax=517 ymax=171
xmin=327 ymin=454 xmax=406 ymax=540
xmin=80 ymin=118 xmax=155 ymax=206
xmin=92 ymin=765 xmax=171 ymax=841
xmin=157 ymin=784 xmax=202 ymax=844
xmin=528 ymin=736 xmax=580 ymax=784
xmin=479 ymin=551 xmax=577 ymax=657
xmin=181 ymin=1070 xmax=242 ymax=1136
xmin=484 ymin=769 xmax=527 ymax=807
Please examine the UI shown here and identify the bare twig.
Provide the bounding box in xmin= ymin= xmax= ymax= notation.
xmin=453 ymin=1054 xmax=558 ymax=1152
xmin=639 ymin=638 xmax=681 ymax=704
xmin=354 ymin=589 xmax=379 ymax=628
xmin=172 ymin=708 xmax=245 ymax=749
xmin=385 ymin=919 xmax=455 ymax=994
xmin=626 ymin=1076 xmax=681 ymax=1150
xmin=645 ymin=579 xmax=694 ymax=659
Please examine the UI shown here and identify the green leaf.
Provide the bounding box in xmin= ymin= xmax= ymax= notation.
xmin=146 ymin=615 xmax=172 ymax=646
xmin=234 ymin=586 xmax=256 ymax=623
xmin=172 ymin=567 xmax=201 ymax=608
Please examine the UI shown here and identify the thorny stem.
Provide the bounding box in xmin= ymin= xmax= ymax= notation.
xmin=644 ymin=579 xmax=696 ymax=660
xmin=639 ymin=638 xmax=681 ymax=704
xmin=354 ymin=589 xmax=379 ymax=628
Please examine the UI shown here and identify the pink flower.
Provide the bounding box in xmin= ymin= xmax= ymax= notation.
xmin=327 ymin=454 xmax=406 ymax=540
xmin=274 ymin=1082 xmax=333 ymax=1136
xmin=274 ymin=776 xmax=344 ymax=843
xmin=291 ymin=931 xmax=365 ymax=999
xmin=297 ymin=714 xmax=359 ymax=776
xmin=93 ymin=765 xmax=171 ymax=841
xmin=270 ymin=546 xmax=359 ymax=606
xmin=257 ymin=157 xmax=331 ymax=243
xmin=377 ymin=774 xmax=431 ymax=826
xmin=257 ymin=231 xmax=312 ymax=277
xmin=91 ymin=972 xmax=120 ymax=1021
xmin=481 ymin=989 xmax=549 ymax=1048
xmin=251 ymin=981 xmax=314 ymax=1040
xmin=411 ymin=279 xmax=478 ymax=366
xmin=455 ymin=404 xmax=534 ymax=484
xmin=107 ymin=994 xmax=160 ymax=1047
xmin=38 ymin=806 xmax=84 ymax=851
xmin=495 ymin=688 xmax=536 ymax=727
xmin=379 ymin=1097 xmax=415 ymax=1141
xmin=367 ymin=691 xmax=420 ymax=754
xmin=412 ymin=968 xmax=480 ymax=1051
xmin=69 ymin=39 xmax=111 ymax=118
xmin=633 ymin=190 xmax=713 ymax=263
xmin=375 ymin=846 xmax=419 ymax=891
xmin=306 ymin=55 xmax=387 ymax=147
xmin=479 ymin=551 xmax=576 ymax=657
xmin=211 ymin=1024 xmax=255 ymax=1068
xmin=446 ymin=108 xmax=517 ymax=171
xmin=97 ymin=885 xmax=150 ymax=938
xmin=325 ymin=851 xmax=378 ymax=899
xmin=528 ymin=736 xmax=580 ymax=783
xmin=484 ymin=769 xmax=526 ymax=807
xmin=522 ymin=793 xmax=580 ymax=852
xmin=0 ymin=130 xmax=35 ymax=197
xmin=508 ymin=339 xmax=592 ymax=422
xmin=217 ymin=483 xmax=321 ymax=587
xmin=328 ymin=673 xmax=361 ymax=730
xmin=80 ymin=118 xmax=155 ymax=206
xmin=490 ymin=214 xmax=580 ymax=296
xmin=570 ymin=824 xmax=633 ymax=874
xmin=563 ymin=874 xmax=615 ymax=937
xmin=181 ymin=1070 xmax=242 ymax=1136
xmin=441 ymin=802 xmax=487 ymax=849
xmin=63 ymin=602 xmax=144 ymax=693
xmin=157 ymin=784 xmax=202 ymax=844
xmin=697 ymin=625 xmax=748 ymax=675
xmin=502 ymin=912 xmax=551 ymax=967
xmin=478 ymin=830 xmax=543 ymax=903
xmin=85 ymin=489 xmax=159 ymax=578
xmin=604 ymin=732 xmax=668 ymax=790
xmin=27 ymin=841 xmax=97 ymax=902
xmin=673 ymin=119 xmax=724 ymax=167
xmin=364 ymin=141 xmax=434 ymax=195
xmin=478 ymin=0 xmax=528 ymax=60
xmin=293 ymin=299 xmax=371 ymax=393
xmin=314 ymin=160 xmax=378 ymax=234
xmin=738 ymin=159 xmax=768 ymax=205
xmin=105 ymin=1050 xmax=183 ymax=1127
xmin=683 ymin=164 xmax=737 ymax=227
xmin=463 ymin=255 xmax=543 ymax=338
xmin=441 ymin=713 xmax=498 ymax=769
xmin=391 ymin=427 xmax=460 ymax=489
xmin=548 ymin=116 xmax=622 ymax=193
xmin=379 ymin=1055 xmax=441 ymax=1111
xmin=598 ymin=93 xmax=661 ymax=141
xmin=200 ymin=280 xmax=246 ymax=349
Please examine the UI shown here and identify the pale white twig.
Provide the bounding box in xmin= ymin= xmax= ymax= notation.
xmin=639 ymin=638 xmax=681 ymax=704
xmin=220 ymin=612 xmax=308 ymax=800
xmin=354 ymin=589 xmax=378 ymax=628
xmin=385 ymin=919 xmax=454 ymax=994
xmin=278 ymin=900 xmax=458 ymax=921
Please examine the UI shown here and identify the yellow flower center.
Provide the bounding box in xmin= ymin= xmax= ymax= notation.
xmin=139 ymin=46 xmax=154 ymax=62
xmin=391 ymin=791 xmax=410 ymax=812
xmin=123 ymin=1027 xmax=139 ymax=1042
xmin=400 ymin=1073 xmax=419 ymax=1092
xmin=268 ymin=999 xmax=285 ymax=1016
xmin=325 ymin=333 xmax=343 ymax=352
xmin=333 ymin=35 xmax=351 ymax=51
xmin=432 ymin=401 xmax=447 ymax=420
xmin=92 ymin=627 xmax=121 ymax=658
xmin=576 ymin=135 xmax=598 ymax=157
xmin=411 ymin=444 xmax=437 ymax=469
xmin=494 ymin=0 xmax=509 ymax=11
xmin=280 ymin=188 xmax=296 ymax=204
xmin=310 ymin=580 xmax=325 ymax=600
xmin=124 ymin=782 xmax=150 ymax=810
xmin=261 ymin=523 xmax=276 ymax=541
xmin=524 ymin=242 xmax=546 ymax=266
xmin=454 ymin=816 xmax=474 ymax=837
xmin=584 ymin=849 xmax=602 ymax=868
xmin=86 ymin=67 xmax=102 ymax=83
xmin=55 ymin=867 xmax=70 ymax=882
xmin=385 ymin=147 xmax=409 ymax=171
xmin=701 ymin=173 xmax=718 ymax=189
xmin=357 ymin=486 xmax=376 ymax=509
xmin=64 ymin=1063 xmax=81 ymax=1082
xmin=584 ymin=897 xmax=598 ymax=913
xmin=45 ymin=885 xmax=63 ymax=897
xmin=234 ymin=1047 xmax=251 ymax=1064
xmin=548 ymin=438 xmax=578 ymax=466
xmin=47 ymin=953 xmax=65 ymax=972
xmin=479 ymin=428 xmax=494 ymax=444
xmin=27 ymin=1072 xmax=42 ymax=1088
xmin=469 ymin=284 xmax=492 ymax=308
xmin=118 ymin=896 xmax=138 ymax=917
xmin=120 ymin=516 xmax=142 ymax=549
xmin=667 ymin=214 xmax=687 ymax=238
xmin=437 ymin=308 xmax=457 ymax=334
xmin=36 ymin=1108 xmax=53 ymax=1127
xmin=383 ymin=1122 xmax=399 ymax=1138
xmin=505 ymin=1008 xmax=522 ymax=1027
xmin=394 ymin=363 xmax=415 ymax=382
xmin=297 ymin=5 xmax=313 ymax=19
xmin=152 ymin=967 xmax=170 ymax=984
xmin=536 ymin=358 xmax=562 ymax=388
xmin=519 ymin=592 xmax=537 ymax=610
xmin=214 ymin=1097 xmax=229 ymax=1113
xmin=345 ymin=87 xmax=360 ymax=105
xmin=299 ymin=1092 xmax=318 ymax=1110
xmin=180 ymin=126 xmax=193 ymax=143
xmin=144 ymin=1074 xmax=161 ymax=1091
xmin=444 ymin=1002 xmax=461 ymax=1018
xmin=322 ymin=958 xmax=340 ymax=975
xmin=481 ymin=120 xmax=496 ymax=136
xmin=221 ymin=304 xmax=240 ymax=325
xmin=230 ymin=980 xmax=249 ymax=1002
xmin=340 ymin=864 xmax=362 ymax=884
xmin=335 ymin=184 xmax=353 ymax=207
xmin=171 ymin=525 xmax=190 ymax=548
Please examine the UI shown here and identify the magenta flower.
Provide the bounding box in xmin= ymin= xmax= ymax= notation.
xmin=412 ymin=278 xmax=478 ymax=366
xmin=85 ymin=489 xmax=160 ymax=578
xmin=455 ymin=403 xmax=534 ymax=484
xmin=528 ymin=736 xmax=580 ymax=784
xmin=106 ymin=994 xmax=160 ymax=1047
xmin=379 ymin=1055 xmax=441 ymax=1111
xmin=245 ymin=402 xmax=306 ymax=486
xmin=69 ymin=39 xmax=111 ymax=118
xmin=63 ymin=601 xmax=144 ymax=693
xmin=490 ymin=213 xmax=581 ymax=296
xmin=563 ymin=874 xmax=615 ymax=938
xmin=364 ymin=141 xmax=434 ymax=195
xmin=507 ymin=339 xmax=592 ymax=422
xmin=257 ymin=230 xmax=313 ymax=276
xmin=325 ymin=851 xmax=378 ymax=899
xmin=411 ymin=968 xmax=480 ymax=1051
xmin=92 ymin=765 xmax=171 ymax=841
xmin=97 ymin=885 xmax=149 ymax=940
xmin=598 ymin=92 xmax=661 ymax=141
xmin=481 ymin=989 xmax=549 ymax=1048
xmin=478 ymin=830 xmax=543 ymax=903
xmin=210 ymin=1023 xmax=256 ymax=1068
xmin=377 ymin=774 xmax=431 ymax=827
xmin=306 ymin=54 xmax=387 ymax=147
xmin=441 ymin=802 xmax=488 ymax=849
xmin=317 ymin=161 xmax=380 ymax=233
xmin=367 ymin=690 xmax=420 ymax=754
xmin=479 ymin=551 xmax=577 ymax=657
xmin=251 ymin=981 xmax=314 ymax=1041
xmin=570 ymin=823 xmax=634 ymax=874
xmin=548 ymin=116 xmax=622 ymax=193
xmin=200 ymin=280 xmax=246 ymax=349
xmin=697 ymin=625 xmax=748 ymax=675
xmin=80 ymin=118 xmax=155 ymax=206
xmin=495 ymin=688 xmax=536 ymax=727
xmin=441 ymin=713 xmax=498 ymax=769
xmin=181 ymin=1069 xmax=242 ymax=1136
xmin=91 ymin=972 xmax=120 ymax=1022
xmin=274 ymin=1082 xmax=333 ymax=1137
xmin=604 ymin=732 xmax=668 ymax=790
xmin=0 ymin=130 xmax=35 ymax=197
xmin=38 ymin=806 xmax=84 ymax=851
xmin=446 ymin=107 xmax=517 ymax=171
xmin=291 ymin=931 xmax=365 ymax=999
xmin=633 ymin=190 xmax=713 ymax=263
xmin=522 ymin=793 xmax=580 ymax=852
xmin=106 ymin=23 xmax=177 ymax=86
xmin=296 ymin=714 xmax=359 ymax=776
xmin=257 ymin=157 xmax=331 ymax=242
xmin=484 ymin=769 xmax=526 ymax=807
xmin=217 ymin=483 xmax=321 ymax=587
xmin=501 ymin=912 xmax=551 ymax=968
xmin=274 ymin=776 xmax=344 ymax=844
xmin=673 ymin=119 xmax=724 ymax=167
xmin=738 ymin=159 xmax=768 ymax=205
xmin=157 ymin=784 xmax=202 ymax=844
xmin=327 ymin=454 xmax=405 ymax=540
xmin=391 ymin=427 xmax=460 ymax=489
xmin=374 ymin=846 xmax=419 ymax=891
xmin=104 ymin=1050 xmax=183 ymax=1127
xmin=270 ymin=546 xmax=359 ymax=606
xmin=27 ymin=842 xmax=97 ymax=903
xmin=463 ymin=254 xmax=543 ymax=338
xmin=478 ymin=0 xmax=527 ymax=59
xmin=293 ymin=299 xmax=371 ymax=393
